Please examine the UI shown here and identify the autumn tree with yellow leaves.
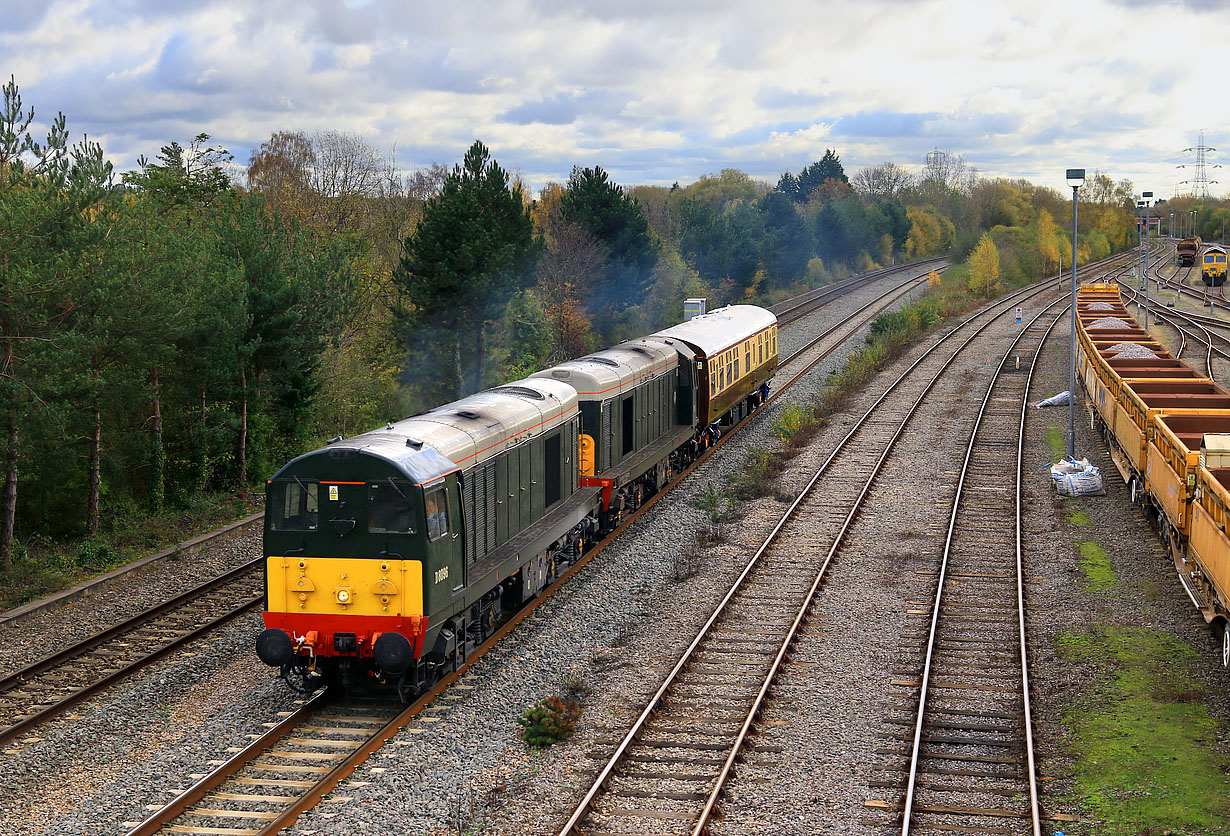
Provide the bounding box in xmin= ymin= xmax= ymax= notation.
xmin=966 ymin=234 xmax=1001 ymax=297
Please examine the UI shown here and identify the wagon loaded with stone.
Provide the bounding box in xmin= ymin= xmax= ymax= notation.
xmin=1075 ymin=283 xmax=1230 ymax=666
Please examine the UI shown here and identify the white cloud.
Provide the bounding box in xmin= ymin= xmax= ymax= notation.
xmin=2 ymin=0 xmax=1227 ymax=197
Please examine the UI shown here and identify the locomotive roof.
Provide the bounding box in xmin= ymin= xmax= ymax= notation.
xmin=531 ymin=338 xmax=677 ymax=400
xmin=650 ymin=305 xmax=777 ymax=358
xmin=274 ymin=377 xmax=578 ymax=483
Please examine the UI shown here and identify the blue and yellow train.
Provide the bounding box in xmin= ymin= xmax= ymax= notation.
xmin=256 ymin=305 xmax=778 ymax=695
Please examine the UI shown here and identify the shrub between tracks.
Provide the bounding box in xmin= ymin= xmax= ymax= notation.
xmin=517 ymin=695 xmax=582 ymax=747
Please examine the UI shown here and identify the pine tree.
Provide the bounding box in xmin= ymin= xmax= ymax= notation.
xmin=559 ymin=166 xmax=657 ymax=329
xmin=0 ymin=76 xmax=113 ymax=556
xmin=396 ymin=141 xmax=539 ymax=398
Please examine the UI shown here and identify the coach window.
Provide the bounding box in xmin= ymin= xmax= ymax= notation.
xmin=271 ymin=480 xmax=318 ymax=531
xmin=368 ymin=479 xmax=417 ymax=534
xmin=425 ymin=488 xmax=450 ymax=540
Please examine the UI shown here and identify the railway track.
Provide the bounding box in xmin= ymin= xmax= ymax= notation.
xmin=772 ymin=257 xmax=945 ymax=326
xmin=0 ymin=260 xmax=936 ymax=757
xmin=122 ymin=262 xmax=945 ymax=836
xmin=1110 ymin=244 xmax=1230 ymax=382
xmin=0 ymin=559 xmax=262 ymax=748
xmin=552 ymin=276 xmax=1091 ymax=836
xmin=864 ymin=298 xmax=1066 ymax=835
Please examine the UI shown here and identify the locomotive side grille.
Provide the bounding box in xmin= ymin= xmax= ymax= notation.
xmin=484 ymin=463 xmax=496 ymax=556
xmin=601 ymin=401 xmax=613 ymax=469
xmin=463 ymin=471 xmax=476 ymax=566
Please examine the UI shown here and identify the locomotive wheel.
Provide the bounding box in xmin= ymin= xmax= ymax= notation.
xmin=1223 ymin=625 xmax=1229 ymax=669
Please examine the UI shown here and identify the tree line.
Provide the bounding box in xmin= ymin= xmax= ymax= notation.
xmin=0 ymin=77 xmax=1138 ymax=585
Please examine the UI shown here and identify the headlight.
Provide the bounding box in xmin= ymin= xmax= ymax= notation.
xmin=336 ymin=588 xmax=351 ymax=604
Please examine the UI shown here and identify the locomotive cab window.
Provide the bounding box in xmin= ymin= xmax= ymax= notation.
xmin=368 ymin=479 xmax=417 ymax=534
xmin=425 ymin=488 xmax=451 ymax=540
xmin=270 ymin=480 xmax=318 ymax=531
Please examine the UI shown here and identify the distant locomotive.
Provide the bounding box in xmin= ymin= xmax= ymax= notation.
xmin=1201 ymin=244 xmax=1227 ymax=287
xmin=1178 ymin=236 xmax=1203 ymax=267
xmin=256 ymin=306 xmax=778 ymax=696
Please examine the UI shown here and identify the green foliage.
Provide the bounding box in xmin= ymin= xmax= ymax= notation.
xmin=725 ymin=448 xmax=783 ymax=500
xmin=772 ymin=402 xmax=819 ymax=445
xmin=1076 ymin=540 xmax=1116 ymax=590
xmin=500 ymin=289 xmax=551 ymax=379
xmin=74 ymin=540 xmax=118 ymax=571
xmin=396 ymin=140 xmax=540 ymax=397
xmin=559 ymin=165 xmax=658 ymax=330
xmin=966 ymin=234 xmax=1001 ymax=297
xmin=694 ymin=484 xmax=728 ymax=523
xmin=778 ymin=149 xmax=847 ymax=203
xmin=0 ymin=77 xmax=351 ymax=585
xmin=1058 ymin=628 xmax=1230 ymax=834
xmin=517 ymin=695 xmax=581 ymax=747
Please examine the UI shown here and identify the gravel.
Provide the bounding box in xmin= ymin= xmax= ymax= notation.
xmin=1087 ymin=316 xmax=1132 ymax=329
xmin=1106 ymin=342 xmax=1157 ymax=359
xmin=0 ymin=611 xmax=300 ymax=834
xmin=276 ymin=265 xmax=938 ymax=836
xmin=0 ymin=526 xmax=263 ymax=680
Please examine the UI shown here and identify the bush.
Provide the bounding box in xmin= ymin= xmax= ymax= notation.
xmin=725 ymin=448 xmax=781 ymax=500
xmin=517 ymin=696 xmax=581 ymax=747
xmin=74 ymin=540 xmax=118 ymax=571
xmin=772 ymin=402 xmax=821 ymax=446
xmin=694 ymin=484 xmax=728 ymax=523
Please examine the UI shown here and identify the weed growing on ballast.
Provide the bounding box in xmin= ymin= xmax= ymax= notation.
xmin=517 ymin=696 xmax=581 ymax=747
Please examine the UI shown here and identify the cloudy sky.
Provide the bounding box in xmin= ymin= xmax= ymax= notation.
xmin=4 ymin=0 xmax=1226 ymax=198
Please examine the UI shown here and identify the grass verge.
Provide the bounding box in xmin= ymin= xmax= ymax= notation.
xmin=1075 ymin=540 xmax=1116 ymax=591
xmin=1046 ymin=423 xmax=1065 ymax=462
xmin=1058 ymin=628 xmax=1230 ymax=835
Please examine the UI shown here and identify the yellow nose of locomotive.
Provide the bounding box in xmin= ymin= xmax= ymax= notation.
xmin=267 ymin=556 xmax=424 ymax=617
